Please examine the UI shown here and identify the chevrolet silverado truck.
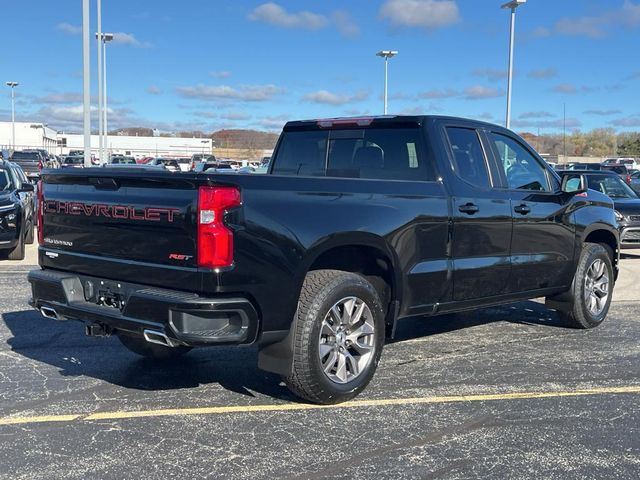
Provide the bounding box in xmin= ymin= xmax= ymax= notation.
xmin=28 ymin=115 xmax=619 ymax=404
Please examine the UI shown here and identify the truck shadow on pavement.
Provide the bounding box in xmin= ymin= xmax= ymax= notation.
xmin=3 ymin=300 xmax=565 ymax=401
xmin=2 ymin=309 xmax=295 ymax=402
xmin=391 ymin=300 xmax=566 ymax=343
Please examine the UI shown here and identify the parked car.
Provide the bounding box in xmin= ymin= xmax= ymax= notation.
xmin=0 ymin=160 xmax=36 ymax=260
xmin=30 ymin=115 xmax=619 ymax=404
xmin=567 ymin=163 xmax=602 ymax=171
xmin=61 ymin=156 xmax=86 ymax=168
xmin=561 ymin=169 xmax=640 ymax=249
xmin=9 ymin=150 xmax=46 ymax=179
xmin=147 ymin=157 xmax=180 ymax=172
xmin=110 ymin=156 xmax=137 ymax=165
xmin=603 ymin=157 xmax=640 ymax=168
xmin=193 ymin=160 xmax=234 ymax=173
xmin=629 ymin=171 xmax=640 ymax=194
xmin=177 ymin=157 xmax=192 ymax=172
xmin=137 ymin=156 xmax=154 ymax=164
xmin=601 ymin=164 xmax=632 ymax=185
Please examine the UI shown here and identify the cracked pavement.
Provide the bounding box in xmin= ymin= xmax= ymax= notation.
xmin=0 ymin=246 xmax=639 ymax=479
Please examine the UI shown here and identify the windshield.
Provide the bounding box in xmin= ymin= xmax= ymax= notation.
xmin=10 ymin=151 xmax=39 ymax=160
xmin=0 ymin=169 xmax=13 ymax=191
xmin=588 ymin=175 xmax=638 ymax=199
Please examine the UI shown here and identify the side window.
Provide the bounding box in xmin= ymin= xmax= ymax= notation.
xmin=326 ymin=128 xmax=434 ymax=181
xmin=7 ymin=167 xmax=21 ymax=189
xmin=446 ymin=127 xmax=491 ymax=188
xmin=490 ymin=133 xmax=550 ymax=191
xmin=272 ymin=131 xmax=328 ymax=176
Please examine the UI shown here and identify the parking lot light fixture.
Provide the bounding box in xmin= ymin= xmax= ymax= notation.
xmin=5 ymin=82 xmax=19 ymax=150
xmin=501 ymin=0 xmax=526 ymax=129
xmin=376 ymin=50 xmax=398 ymax=115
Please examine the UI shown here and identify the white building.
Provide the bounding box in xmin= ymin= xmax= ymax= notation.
xmin=0 ymin=122 xmax=58 ymax=151
xmin=59 ymin=133 xmax=213 ymax=159
xmin=0 ymin=121 xmax=213 ymax=159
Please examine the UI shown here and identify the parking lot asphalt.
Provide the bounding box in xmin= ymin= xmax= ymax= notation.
xmin=1 ymin=245 xmax=639 ymax=479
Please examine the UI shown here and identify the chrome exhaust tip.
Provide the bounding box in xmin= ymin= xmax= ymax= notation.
xmin=40 ymin=306 xmax=59 ymax=320
xmin=143 ymin=329 xmax=177 ymax=348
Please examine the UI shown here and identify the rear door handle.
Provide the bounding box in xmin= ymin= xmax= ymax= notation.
xmin=514 ymin=204 xmax=531 ymax=215
xmin=458 ymin=203 xmax=479 ymax=215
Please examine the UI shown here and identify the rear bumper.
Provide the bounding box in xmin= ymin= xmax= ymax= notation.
xmin=28 ymin=268 xmax=260 ymax=346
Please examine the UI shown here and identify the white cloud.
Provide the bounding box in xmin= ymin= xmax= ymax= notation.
xmin=584 ymin=109 xmax=622 ymax=116
xmin=511 ymin=118 xmax=582 ymax=130
xmin=552 ymin=83 xmax=578 ymax=94
xmin=210 ymin=71 xmax=232 ymax=79
xmin=220 ymin=111 xmax=252 ymax=121
xmin=463 ymin=86 xmax=503 ymax=100
xmin=528 ymin=68 xmax=558 ymax=79
xmin=56 ymin=23 xmax=82 ymax=34
xmin=418 ymin=88 xmax=457 ymax=99
xmin=302 ymin=90 xmax=369 ymax=106
xmin=332 ymin=10 xmax=360 ymax=37
xmin=534 ymin=1 xmax=640 ymax=39
xmin=249 ymin=3 xmax=328 ymax=30
xmin=379 ymin=0 xmax=460 ymax=31
xmin=112 ymin=32 xmax=152 ymax=48
xmin=472 ymin=68 xmax=508 ymax=82
xmin=31 ymin=92 xmax=83 ymax=104
xmin=146 ymin=85 xmax=161 ymax=95
xmin=519 ymin=111 xmax=555 ymax=119
xmin=610 ymin=116 xmax=640 ymax=127
xmin=256 ymin=114 xmax=289 ymax=130
xmin=176 ymin=84 xmax=283 ymax=102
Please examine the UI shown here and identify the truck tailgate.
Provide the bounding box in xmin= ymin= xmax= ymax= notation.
xmin=39 ymin=169 xmax=203 ymax=290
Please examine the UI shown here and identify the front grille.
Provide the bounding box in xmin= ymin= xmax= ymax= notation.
xmin=629 ymin=215 xmax=640 ymax=222
xmin=622 ymin=230 xmax=640 ymax=243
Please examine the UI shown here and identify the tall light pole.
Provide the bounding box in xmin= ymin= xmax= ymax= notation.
xmin=5 ymin=82 xmax=18 ymax=150
xmin=96 ymin=0 xmax=103 ymax=164
xmin=376 ymin=50 xmax=398 ymax=115
xmin=82 ymin=0 xmax=91 ymax=167
xmin=102 ymin=33 xmax=114 ymax=161
xmin=502 ymin=0 xmax=526 ymax=130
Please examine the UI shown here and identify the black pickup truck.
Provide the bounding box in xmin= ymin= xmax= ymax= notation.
xmin=28 ymin=115 xmax=619 ymax=404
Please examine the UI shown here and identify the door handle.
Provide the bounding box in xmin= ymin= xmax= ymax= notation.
xmin=458 ymin=203 xmax=479 ymax=215
xmin=514 ymin=204 xmax=531 ymax=215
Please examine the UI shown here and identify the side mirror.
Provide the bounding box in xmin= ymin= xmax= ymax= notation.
xmin=18 ymin=183 xmax=35 ymax=193
xmin=561 ymin=173 xmax=587 ymax=194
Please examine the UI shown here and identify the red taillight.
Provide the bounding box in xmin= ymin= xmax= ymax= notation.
xmin=627 ymin=174 xmax=632 ymax=184
xmin=38 ymin=160 xmax=43 ymax=171
xmin=37 ymin=180 xmax=44 ymax=245
xmin=197 ymin=186 xmax=241 ymax=268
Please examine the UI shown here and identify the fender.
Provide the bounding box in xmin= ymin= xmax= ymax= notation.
xmin=257 ymin=233 xmax=403 ymax=376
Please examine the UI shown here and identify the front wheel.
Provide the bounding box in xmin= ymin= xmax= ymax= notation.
xmin=284 ymin=270 xmax=386 ymax=404
xmin=548 ymin=242 xmax=614 ymax=329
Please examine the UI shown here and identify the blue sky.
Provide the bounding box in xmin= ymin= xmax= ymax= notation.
xmin=2 ymin=0 xmax=640 ymax=134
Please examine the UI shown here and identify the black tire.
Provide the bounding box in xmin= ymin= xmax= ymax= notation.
xmin=25 ymin=220 xmax=35 ymax=245
xmin=7 ymin=233 xmax=25 ymax=261
xmin=117 ymin=332 xmax=191 ymax=360
xmin=548 ymin=242 xmax=614 ymax=329
xmin=284 ymin=270 xmax=386 ymax=404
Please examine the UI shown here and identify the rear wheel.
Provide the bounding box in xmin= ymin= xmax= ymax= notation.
xmin=284 ymin=270 xmax=385 ymax=404
xmin=117 ymin=332 xmax=191 ymax=360
xmin=548 ymin=242 xmax=613 ymax=329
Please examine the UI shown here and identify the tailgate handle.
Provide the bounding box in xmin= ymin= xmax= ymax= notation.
xmin=89 ymin=177 xmax=120 ymax=190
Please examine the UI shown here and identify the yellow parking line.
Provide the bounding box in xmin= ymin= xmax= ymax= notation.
xmin=0 ymin=414 xmax=82 ymax=426
xmin=1 ymin=385 xmax=639 ymax=427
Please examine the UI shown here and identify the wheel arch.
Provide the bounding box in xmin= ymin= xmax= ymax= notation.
xmin=583 ymin=226 xmax=619 ymax=279
xmin=257 ymin=233 xmax=402 ymax=376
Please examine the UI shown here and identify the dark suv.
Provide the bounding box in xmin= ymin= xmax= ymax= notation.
xmin=0 ymin=161 xmax=36 ymax=260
